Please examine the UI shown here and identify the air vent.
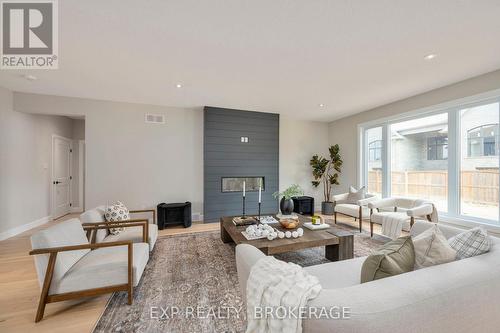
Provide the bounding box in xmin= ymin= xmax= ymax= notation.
xmin=145 ymin=114 xmax=165 ymax=124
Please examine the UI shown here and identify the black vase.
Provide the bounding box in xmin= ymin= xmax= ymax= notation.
xmin=280 ymin=197 xmax=294 ymax=215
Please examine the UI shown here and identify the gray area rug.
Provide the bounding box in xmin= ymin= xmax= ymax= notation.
xmin=93 ymin=222 xmax=386 ymax=333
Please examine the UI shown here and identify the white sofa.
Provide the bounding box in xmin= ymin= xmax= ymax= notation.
xmin=236 ymin=221 xmax=500 ymax=333
xmin=80 ymin=206 xmax=158 ymax=251
xmin=30 ymin=218 xmax=149 ymax=321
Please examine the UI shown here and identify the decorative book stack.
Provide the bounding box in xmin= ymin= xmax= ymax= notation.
xmin=232 ymin=216 xmax=257 ymax=226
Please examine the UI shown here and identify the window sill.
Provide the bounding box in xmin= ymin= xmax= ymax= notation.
xmin=439 ymin=215 xmax=500 ymax=237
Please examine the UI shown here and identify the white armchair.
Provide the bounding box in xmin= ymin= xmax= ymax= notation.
xmin=332 ymin=192 xmax=378 ymax=232
xmin=29 ymin=219 xmax=149 ymax=322
xmin=368 ymin=197 xmax=435 ymax=237
xmin=80 ymin=206 xmax=158 ymax=251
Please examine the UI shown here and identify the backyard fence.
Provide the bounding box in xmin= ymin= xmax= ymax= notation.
xmin=368 ymin=169 xmax=499 ymax=205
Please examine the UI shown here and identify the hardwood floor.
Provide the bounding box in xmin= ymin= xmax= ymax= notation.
xmin=0 ymin=213 xmax=374 ymax=333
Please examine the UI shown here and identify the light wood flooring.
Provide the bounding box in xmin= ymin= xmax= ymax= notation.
xmin=0 ymin=213 xmax=377 ymax=333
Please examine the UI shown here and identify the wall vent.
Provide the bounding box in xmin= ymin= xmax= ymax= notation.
xmin=145 ymin=114 xmax=165 ymax=124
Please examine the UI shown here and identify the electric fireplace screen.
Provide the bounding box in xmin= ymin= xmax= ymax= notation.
xmin=221 ymin=177 xmax=265 ymax=193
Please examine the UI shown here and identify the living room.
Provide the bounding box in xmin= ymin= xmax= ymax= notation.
xmin=1 ymin=1 xmax=500 ymax=333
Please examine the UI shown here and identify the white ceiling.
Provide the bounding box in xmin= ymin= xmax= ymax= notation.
xmin=1 ymin=0 xmax=500 ymax=122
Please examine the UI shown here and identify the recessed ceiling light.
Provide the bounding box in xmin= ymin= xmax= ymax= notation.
xmin=23 ymin=74 xmax=37 ymax=81
xmin=176 ymin=83 xmax=182 ymax=88
xmin=424 ymin=54 xmax=437 ymax=60
xmin=319 ymin=103 xmax=325 ymax=107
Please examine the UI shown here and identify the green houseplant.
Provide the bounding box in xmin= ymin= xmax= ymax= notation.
xmin=272 ymin=184 xmax=304 ymax=215
xmin=310 ymin=144 xmax=343 ymax=215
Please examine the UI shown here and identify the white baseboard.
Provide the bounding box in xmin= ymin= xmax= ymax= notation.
xmin=71 ymin=207 xmax=83 ymax=213
xmin=0 ymin=216 xmax=51 ymax=241
xmin=193 ymin=213 xmax=203 ymax=222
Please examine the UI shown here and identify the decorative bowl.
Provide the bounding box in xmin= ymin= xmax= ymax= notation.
xmin=279 ymin=219 xmax=300 ymax=229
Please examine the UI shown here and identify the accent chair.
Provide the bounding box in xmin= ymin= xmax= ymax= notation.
xmin=332 ymin=192 xmax=378 ymax=232
xmin=368 ymin=197 xmax=435 ymax=237
xmin=29 ymin=218 xmax=149 ymax=322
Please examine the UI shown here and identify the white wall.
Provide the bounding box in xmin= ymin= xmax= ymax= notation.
xmin=280 ymin=116 xmax=330 ymax=209
xmin=12 ymin=91 xmax=331 ymax=220
xmin=328 ymin=69 xmax=500 ymax=194
xmin=0 ymin=86 xmax=78 ymax=237
xmin=13 ymin=92 xmax=204 ymax=217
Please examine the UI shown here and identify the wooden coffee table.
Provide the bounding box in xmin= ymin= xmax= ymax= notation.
xmin=220 ymin=215 xmax=354 ymax=261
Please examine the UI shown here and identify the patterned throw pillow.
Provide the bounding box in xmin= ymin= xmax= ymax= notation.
xmin=346 ymin=186 xmax=366 ymax=204
xmin=448 ymin=227 xmax=491 ymax=260
xmin=104 ymin=201 xmax=130 ymax=235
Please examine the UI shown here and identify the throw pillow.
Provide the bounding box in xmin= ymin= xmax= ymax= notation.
xmin=346 ymin=186 xmax=366 ymax=204
xmin=104 ymin=201 xmax=130 ymax=235
xmin=361 ymin=236 xmax=415 ymax=283
xmin=412 ymin=225 xmax=456 ymax=269
xmin=448 ymin=227 xmax=491 ymax=259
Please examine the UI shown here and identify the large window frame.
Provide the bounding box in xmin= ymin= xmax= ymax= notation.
xmin=358 ymin=90 xmax=500 ymax=227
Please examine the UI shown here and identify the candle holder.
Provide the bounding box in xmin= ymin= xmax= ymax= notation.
xmin=242 ymin=196 xmax=246 ymax=218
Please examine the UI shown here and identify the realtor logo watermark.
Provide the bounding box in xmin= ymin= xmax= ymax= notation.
xmin=1 ymin=0 xmax=58 ymax=69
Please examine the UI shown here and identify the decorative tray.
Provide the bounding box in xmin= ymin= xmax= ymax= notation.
xmin=303 ymin=222 xmax=330 ymax=230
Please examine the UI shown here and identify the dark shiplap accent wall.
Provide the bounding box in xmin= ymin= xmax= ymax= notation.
xmin=204 ymin=107 xmax=279 ymax=222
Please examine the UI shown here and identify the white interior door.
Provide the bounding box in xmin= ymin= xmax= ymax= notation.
xmin=52 ymin=135 xmax=72 ymax=219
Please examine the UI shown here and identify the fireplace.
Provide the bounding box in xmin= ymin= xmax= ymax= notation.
xmin=203 ymin=107 xmax=279 ymax=221
xmin=221 ymin=177 xmax=264 ymax=193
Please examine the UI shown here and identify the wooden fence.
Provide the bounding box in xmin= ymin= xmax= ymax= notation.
xmin=368 ymin=170 xmax=499 ymax=205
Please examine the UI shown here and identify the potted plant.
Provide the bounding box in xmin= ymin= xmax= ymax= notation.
xmin=272 ymin=184 xmax=304 ymax=215
xmin=310 ymin=144 xmax=343 ymax=215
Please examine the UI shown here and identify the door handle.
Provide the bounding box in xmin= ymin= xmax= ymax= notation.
xmin=53 ymin=181 xmax=61 ymax=185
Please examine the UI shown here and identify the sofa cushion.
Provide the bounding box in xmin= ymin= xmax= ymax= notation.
xmin=49 ymin=242 xmax=149 ymax=295
xmin=370 ymin=212 xmax=411 ymax=231
xmin=413 ymin=225 xmax=456 ymax=269
xmin=80 ymin=206 xmax=108 ymax=242
xmin=103 ymin=224 xmax=158 ymax=251
xmin=346 ymin=186 xmax=366 ymax=204
xmin=304 ymin=256 xmax=366 ymax=289
xmin=31 ymin=219 xmax=90 ymax=288
xmin=410 ymin=220 xmax=463 ymax=240
xmin=335 ymin=204 xmax=370 ymax=218
xmin=449 ymin=227 xmax=491 ymax=259
xmin=361 ymin=236 xmax=415 ymax=283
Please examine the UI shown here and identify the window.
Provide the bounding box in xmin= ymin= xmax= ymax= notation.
xmin=360 ymin=97 xmax=500 ymax=225
xmin=365 ymin=127 xmax=383 ymax=196
xmin=461 ymin=103 xmax=499 ymax=220
xmin=390 ymin=113 xmax=448 ymax=212
xmin=467 ymin=124 xmax=499 ymax=157
xmin=368 ymin=140 xmax=382 ymax=161
xmin=427 ymin=136 xmax=448 ymax=160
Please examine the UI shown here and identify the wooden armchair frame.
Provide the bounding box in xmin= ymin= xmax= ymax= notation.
xmin=82 ymin=219 xmax=149 ymax=244
xmin=29 ymin=222 xmax=146 ymax=322
xmin=129 ymin=209 xmax=156 ymax=224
